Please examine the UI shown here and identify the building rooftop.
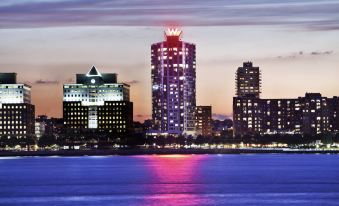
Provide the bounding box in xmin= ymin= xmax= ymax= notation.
xmin=87 ymin=66 xmax=101 ymax=77
xmin=0 ymin=73 xmax=17 ymax=84
xmin=75 ymin=66 xmax=118 ymax=84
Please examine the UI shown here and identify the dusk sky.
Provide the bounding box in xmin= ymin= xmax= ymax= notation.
xmin=0 ymin=0 xmax=338 ymax=122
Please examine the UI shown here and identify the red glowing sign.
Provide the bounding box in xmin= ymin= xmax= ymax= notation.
xmin=165 ymin=28 xmax=182 ymax=37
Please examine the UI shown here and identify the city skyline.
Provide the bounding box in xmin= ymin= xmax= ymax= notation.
xmin=0 ymin=0 xmax=339 ymax=122
xmin=2 ymin=2 xmax=339 ymax=206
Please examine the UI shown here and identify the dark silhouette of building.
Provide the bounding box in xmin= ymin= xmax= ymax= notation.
xmin=0 ymin=73 xmax=35 ymax=139
xmin=334 ymin=97 xmax=339 ymax=132
xmin=151 ymin=28 xmax=196 ymax=135
xmin=196 ymin=106 xmax=212 ymax=136
xmin=35 ymin=115 xmax=64 ymax=138
xmin=212 ymin=119 xmax=233 ymax=137
xmin=236 ymin=62 xmax=261 ymax=98
xmin=63 ymin=66 xmax=133 ymax=135
xmin=142 ymin=119 xmax=153 ymax=132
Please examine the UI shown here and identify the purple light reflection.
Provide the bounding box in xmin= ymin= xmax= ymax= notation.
xmin=136 ymin=155 xmax=213 ymax=206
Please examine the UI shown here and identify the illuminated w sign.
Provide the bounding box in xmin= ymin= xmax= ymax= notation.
xmin=165 ymin=28 xmax=182 ymax=37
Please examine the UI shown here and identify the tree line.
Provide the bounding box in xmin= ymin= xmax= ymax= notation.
xmin=1 ymin=132 xmax=339 ymax=150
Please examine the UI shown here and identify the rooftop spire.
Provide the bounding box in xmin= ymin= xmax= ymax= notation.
xmin=86 ymin=66 xmax=101 ymax=77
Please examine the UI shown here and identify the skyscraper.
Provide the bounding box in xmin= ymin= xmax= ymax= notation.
xmin=63 ymin=66 xmax=133 ymax=135
xmin=236 ymin=62 xmax=261 ymax=98
xmin=0 ymin=73 xmax=35 ymax=139
xmin=151 ymin=28 xmax=196 ymax=135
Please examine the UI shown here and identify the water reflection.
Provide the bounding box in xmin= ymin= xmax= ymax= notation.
xmin=2 ymin=155 xmax=338 ymax=206
xmin=138 ymin=155 xmax=212 ymax=206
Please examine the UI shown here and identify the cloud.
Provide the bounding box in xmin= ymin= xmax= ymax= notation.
xmin=310 ymin=50 xmax=333 ymax=55
xmin=276 ymin=51 xmax=304 ymax=59
xmin=136 ymin=114 xmax=149 ymax=118
xmin=276 ymin=50 xmax=334 ymax=59
xmin=134 ymin=114 xmax=151 ymax=121
xmin=35 ymin=79 xmax=59 ymax=84
xmin=125 ymin=80 xmax=140 ymax=85
xmin=212 ymin=113 xmax=232 ymax=120
xmin=0 ymin=0 xmax=339 ymax=30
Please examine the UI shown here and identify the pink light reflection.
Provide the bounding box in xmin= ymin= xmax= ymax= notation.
xmin=137 ymin=155 xmax=212 ymax=206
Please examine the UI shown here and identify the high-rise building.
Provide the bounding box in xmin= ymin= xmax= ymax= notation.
xmin=63 ymin=66 xmax=133 ymax=135
xmin=0 ymin=73 xmax=35 ymax=138
xmin=151 ymin=28 xmax=196 ymax=135
xmin=334 ymin=97 xmax=339 ymax=133
xmin=261 ymin=98 xmax=302 ymax=135
xmin=235 ymin=62 xmax=261 ymax=98
xmin=195 ymin=106 xmax=212 ymax=136
xmin=233 ymin=95 xmax=262 ymax=136
xmin=300 ymin=93 xmax=333 ymax=135
xmin=233 ymin=94 xmax=338 ymax=136
xmin=233 ymin=63 xmax=338 ymax=136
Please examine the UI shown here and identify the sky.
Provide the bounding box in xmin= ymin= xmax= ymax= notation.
xmin=0 ymin=0 xmax=339 ymax=122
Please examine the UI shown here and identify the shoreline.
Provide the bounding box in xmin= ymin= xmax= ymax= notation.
xmin=1 ymin=148 xmax=339 ymax=157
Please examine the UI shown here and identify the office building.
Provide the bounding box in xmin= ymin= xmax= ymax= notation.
xmin=233 ymin=94 xmax=338 ymax=136
xmin=151 ymin=28 xmax=196 ymax=135
xmin=196 ymin=106 xmax=212 ymax=136
xmin=63 ymin=66 xmax=133 ymax=135
xmin=233 ymin=63 xmax=338 ymax=136
xmin=334 ymin=97 xmax=339 ymax=132
xmin=0 ymin=73 xmax=35 ymax=138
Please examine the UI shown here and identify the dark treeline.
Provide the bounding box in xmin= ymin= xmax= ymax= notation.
xmin=1 ymin=132 xmax=339 ymax=150
xmin=236 ymin=133 xmax=339 ymax=146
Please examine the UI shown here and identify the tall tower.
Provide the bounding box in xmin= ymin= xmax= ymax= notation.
xmin=233 ymin=62 xmax=261 ymax=136
xmin=235 ymin=62 xmax=261 ymax=98
xmin=151 ymin=28 xmax=196 ymax=135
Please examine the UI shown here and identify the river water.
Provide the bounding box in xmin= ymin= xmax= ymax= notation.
xmin=0 ymin=154 xmax=339 ymax=205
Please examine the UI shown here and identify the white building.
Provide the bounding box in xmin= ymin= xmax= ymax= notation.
xmin=0 ymin=73 xmax=35 ymax=138
xmin=63 ymin=66 xmax=133 ymax=134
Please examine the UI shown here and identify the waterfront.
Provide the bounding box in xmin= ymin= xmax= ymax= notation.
xmin=1 ymin=154 xmax=339 ymax=206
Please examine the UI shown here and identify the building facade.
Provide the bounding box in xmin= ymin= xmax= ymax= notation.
xmin=0 ymin=73 xmax=35 ymax=138
xmin=233 ymin=94 xmax=339 ymax=136
xmin=233 ymin=63 xmax=339 ymax=136
xmin=235 ymin=62 xmax=261 ymax=98
xmin=151 ymin=28 xmax=196 ymax=135
xmin=35 ymin=115 xmax=64 ymax=138
xmin=63 ymin=66 xmax=133 ymax=135
xmin=195 ymin=106 xmax=212 ymax=136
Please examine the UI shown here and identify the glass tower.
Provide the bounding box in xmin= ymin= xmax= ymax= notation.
xmin=151 ymin=28 xmax=196 ymax=135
